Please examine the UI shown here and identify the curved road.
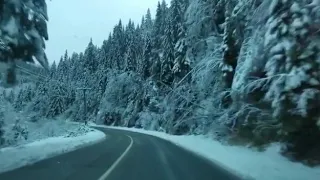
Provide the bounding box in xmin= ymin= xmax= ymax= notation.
xmin=0 ymin=128 xmax=244 ymax=180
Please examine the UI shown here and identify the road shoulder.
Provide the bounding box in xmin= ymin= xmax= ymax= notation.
xmin=0 ymin=128 xmax=106 ymax=174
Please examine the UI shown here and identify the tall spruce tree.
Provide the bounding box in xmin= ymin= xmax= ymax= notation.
xmin=84 ymin=39 xmax=98 ymax=74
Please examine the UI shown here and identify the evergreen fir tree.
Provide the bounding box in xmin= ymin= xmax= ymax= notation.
xmin=264 ymin=0 xmax=320 ymax=127
xmin=112 ymin=20 xmax=125 ymax=70
xmin=14 ymin=88 xmax=25 ymax=111
xmin=101 ymin=35 xmax=113 ymax=69
xmin=50 ymin=61 xmax=57 ymax=78
xmin=0 ymin=0 xmax=49 ymax=84
xmin=134 ymin=24 xmax=145 ymax=68
xmin=64 ymin=50 xmax=69 ymax=62
xmin=161 ymin=13 xmax=174 ymax=85
xmin=46 ymin=81 xmax=68 ymax=118
xmin=152 ymin=1 xmax=167 ymax=51
xmin=143 ymin=9 xmax=153 ymax=36
xmin=141 ymin=34 xmax=152 ymax=79
xmin=84 ymin=39 xmax=98 ymax=74
xmin=262 ymin=0 xmax=320 ymax=164
xmin=171 ymin=0 xmax=190 ymax=82
xmin=124 ymin=20 xmax=137 ymax=71
xmin=221 ymin=0 xmax=239 ymax=89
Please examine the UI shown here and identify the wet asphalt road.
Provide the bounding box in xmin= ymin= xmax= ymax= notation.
xmin=0 ymin=128 xmax=244 ymax=180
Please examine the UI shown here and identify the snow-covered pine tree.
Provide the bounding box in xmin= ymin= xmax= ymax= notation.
xmin=29 ymin=80 xmax=49 ymax=116
xmin=173 ymin=37 xmax=189 ymax=83
xmin=152 ymin=2 xmax=162 ymax=51
xmin=14 ymin=88 xmax=25 ymax=110
xmin=151 ymin=53 xmax=162 ymax=86
xmin=152 ymin=1 xmax=167 ymax=52
xmin=27 ymin=84 xmax=35 ymax=102
xmin=161 ymin=0 xmax=169 ymax=23
xmin=46 ymin=81 xmax=68 ymax=118
xmin=136 ymin=8 xmax=155 ymax=79
xmin=95 ymin=47 xmax=105 ymax=72
xmin=218 ymin=0 xmax=243 ymax=107
xmin=140 ymin=15 xmax=146 ymax=31
xmin=50 ymin=61 xmax=57 ymax=78
xmin=63 ymin=50 xmax=71 ymax=81
xmin=221 ymin=0 xmax=239 ymax=90
xmin=264 ymin=0 xmax=320 ymax=164
xmin=0 ymin=0 xmax=49 ymax=85
xmin=101 ymin=35 xmax=113 ymax=69
xmin=265 ymin=0 xmax=320 ymax=127
xmin=170 ymin=0 xmax=183 ymax=45
xmin=141 ymin=34 xmax=152 ymax=79
xmin=143 ymin=9 xmax=153 ymax=36
xmin=124 ymin=20 xmax=137 ymax=71
xmin=134 ymin=24 xmax=144 ymax=71
xmin=67 ymin=53 xmax=81 ymax=82
xmin=111 ymin=20 xmax=125 ymax=70
xmin=124 ymin=20 xmax=134 ymax=50
xmin=14 ymin=85 xmax=34 ymax=110
xmin=63 ymin=50 xmax=69 ymax=62
xmin=171 ymin=0 xmax=190 ymax=83
xmin=84 ymin=39 xmax=98 ymax=74
xmin=124 ymin=44 xmax=135 ymax=72
xmin=76 ymin=52 xmax=86 ymax=82
xmin=56 ymin=54 xmax=70 ymax=82
xmin=161 ymin=11 xmax=174 ymax=85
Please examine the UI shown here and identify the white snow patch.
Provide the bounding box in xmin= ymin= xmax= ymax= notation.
xmin=93 ymin=125 xmax=320 ymax=180
xmin=268 ymin=0 xmax=279 ymax=15
xmin=290 ymin=2 xmax=300 ymax=13
xmin=2 ymin=16 xmax=19 ymax=37
xmin=0 ymin=129 xmax=105 ymax=173
xmin=292 ymin=18 xmax=304 ymax=29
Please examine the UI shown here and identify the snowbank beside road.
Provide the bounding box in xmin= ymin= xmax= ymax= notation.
xmin=98 ymin=125 xmax=320 ymax=180
xmin=0 ymin=129 xmax=105 ymax=173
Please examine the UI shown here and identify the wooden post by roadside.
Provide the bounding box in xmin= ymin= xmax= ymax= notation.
xmin=77 ymin=88 xmax=92 ymax=125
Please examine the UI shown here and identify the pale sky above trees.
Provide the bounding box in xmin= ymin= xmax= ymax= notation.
xmin=47 ymin=0 xmax=159 ymax=64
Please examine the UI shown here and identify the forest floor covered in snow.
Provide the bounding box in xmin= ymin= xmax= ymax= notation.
xmin=92 ymin=124 xmax=320 ymax=180
xmin=0 ymin=85 xmax=106 ymax=173
xmin=0 ymin=122 xmax=106 ymax=173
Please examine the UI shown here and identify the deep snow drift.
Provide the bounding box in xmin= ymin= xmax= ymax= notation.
xmin=96 ymin=125 xmax=320 ymax=180
xmin=0 ymin=128 xmax=105 ymax=173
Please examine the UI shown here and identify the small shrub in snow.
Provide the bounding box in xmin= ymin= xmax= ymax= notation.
xmin=64 ymin=124 xmax=93 ymax=138
xmin=3 ymin=119 xmax=28 ymax=147
xmin=11 ymin=120 xmax=28 ymax=143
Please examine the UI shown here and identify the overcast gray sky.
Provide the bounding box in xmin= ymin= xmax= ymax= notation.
xmin=46 ymin=0 xmax=159 ymax=64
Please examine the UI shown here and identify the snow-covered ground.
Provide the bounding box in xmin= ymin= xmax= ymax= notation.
xmin=0 ymin=128 xmax=105 ymax=174
xmin=0 ymin=82 xmax=33 ymax=95
xmin=93 ymin=124 xmax=320 ymax=180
